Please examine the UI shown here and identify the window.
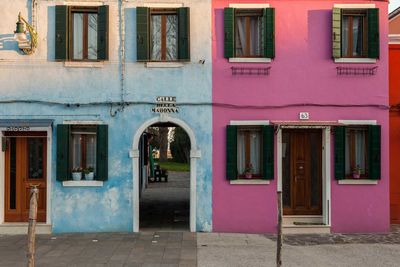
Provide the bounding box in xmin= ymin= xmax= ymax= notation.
xmin=334 ymin=125 xmax=381 ymax=180
xmin=345 ymin=127 xmax=368 ymax=177
xmin=71 ymin=126 xmax=97 ymax=172
xmin=55 ymin=5 xmax=109 ymax=61
xmin=226 ymin=125 xmax=274 ymax=180
xmin=224 ymin=7 xmax=275 ymax=59
xmin=56 ymin=124 xmax=108 ymax=181
xmin=137 ymin=7 xmax=190 ymax=62
xmin=332 ymin=8 xmax=379 ymax=59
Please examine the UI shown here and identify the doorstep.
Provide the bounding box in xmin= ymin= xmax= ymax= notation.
xmin=0 ymin=223 xmax=52 ymax=234
xmin=283 ymin=224 xmax=331 ymax=234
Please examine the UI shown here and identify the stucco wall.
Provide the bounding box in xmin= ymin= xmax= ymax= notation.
xmin=212 ymin=0 xmax=389 ymax=233
xmin=0 ymin=0 xmax=212 ymax=233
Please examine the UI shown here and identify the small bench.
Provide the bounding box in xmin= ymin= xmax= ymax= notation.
xmin=154 ymin=169 xmax=168 ymax=182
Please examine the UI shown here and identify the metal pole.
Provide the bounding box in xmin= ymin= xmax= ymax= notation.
xmin=276 ymin=191 xmax=283 ymax=267
xmin=27 ymin=186 xmax=39 ymax=267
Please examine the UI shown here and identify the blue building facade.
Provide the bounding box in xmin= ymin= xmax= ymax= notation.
xmin=0 ymin=0 xmax=212 ymax=233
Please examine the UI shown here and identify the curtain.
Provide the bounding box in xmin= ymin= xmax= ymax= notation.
xmin=237 ymin=132 xmax=245 ymax=174
xmin=345 ymin=129 xmax=367 ymax=175
xmin=250 ymin=131 xmax=261 ymax=174
xmin=166 ymin=15 xmax=178 ymax=60
xmin=86 ymin=135 xmax=97 ymax=171
xmin=235 ymin=17 xmax=262 ymax=57
xmin=73 ymin=13 xmax=83 ymax=59
xmin=236 ymin=17 xmax=246 ymax=57
xmin=353 ymin=16 xmax=363 ymax=57
xmin=151 ymin=15 xmax=162 ymax=60
xmin=354 ymin=130 xmax=366 ymax=174
xmin=88 ymin=14 xmax=98 ymax=60
xmin=72 ymin=134 xmax=82 ymax=169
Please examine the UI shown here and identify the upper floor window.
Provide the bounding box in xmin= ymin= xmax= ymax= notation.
xmin=332 ymin=8 xmax=379 ymax=59
xmin=224 ymin=7 xmax=275 ymax=59
xmin=136 ymin=7 xmax=190 ymax=62
xmin=55 ymin=5 xmax=109 ymax=61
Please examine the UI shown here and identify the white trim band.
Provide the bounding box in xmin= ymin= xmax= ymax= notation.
xmin=334 ymin=58 xmax=377 ymax=64
xmin=229 ymin=4 xmax=270 ymax=8
xmin=338 ymin=120 xmax=377 ymax=125
xmin=62 ymin=181 xmax=104 ymax=187
xmin=145 ymin=62 xmax=185 ymax=68
xmin=333 ymin=4 xmax=375 ymax=8
xmin=230 ymin=120 xmax=270 ymax=126
xmin=338 ymin=179 xmax=378 ymax=185
xmin=229 ymin=58 xmax=272 ymax=63
xmin=230 ymin=179 xmax=270 ymax=185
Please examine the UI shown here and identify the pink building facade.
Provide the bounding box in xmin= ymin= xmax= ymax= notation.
xmin=212 ymin=0 xmax=389 ymax=234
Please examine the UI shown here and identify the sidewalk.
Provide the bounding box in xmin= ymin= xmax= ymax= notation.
xmin=1 ymin=227 xmax=399 ymax=267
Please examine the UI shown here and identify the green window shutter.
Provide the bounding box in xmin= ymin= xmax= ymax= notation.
xmin=367 ymin=8 xmax=379 ymax=59
xmin=56 ymin=124 xmax=70 ymax=181
xmin=332 ymin=8 xmax=341 ymax=59
xmin=55 ymin=5 xmax=68 ymax=60
xmin=262 ymin=125 xmax=274 ymax=180
xmin=334 ymin=126 xmax=346 ymax=180
xmin=224 ymin=8 xmax=235 ymax=59
xmin=136 ymin=7 xmax=150 ymax=61
xmin=96 ymin=125 xmax=108 ymax=181
xmin=97 ymin=5 xmax=109 ymax=60
xmin=226 ymin=125 xmax=237 ymax=180
xmin=178 ymin=7 xmax=190 ymax=61
xmin=264 ymin=8 xmax=275 ymax=59
xmin=368 ymin=125 xmax=381 ymax=179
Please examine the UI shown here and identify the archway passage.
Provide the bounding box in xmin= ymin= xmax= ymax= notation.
xmin=138 ymin=122 xmax=191 ymax=231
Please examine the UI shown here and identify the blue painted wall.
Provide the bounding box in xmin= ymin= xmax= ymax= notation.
xmin=0 ymin=0 xmax=212 ymax=233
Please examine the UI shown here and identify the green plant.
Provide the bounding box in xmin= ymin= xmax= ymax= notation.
xmin=84 ymin=166 xmax=94 ymax=174
xmin=244 ymin=163 xmax=254 ymax=174
xmin=352 ymin=165 xmax=362 ymax=175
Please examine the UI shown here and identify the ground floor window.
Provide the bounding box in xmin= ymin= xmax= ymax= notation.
xmin=56 ymin=124 xmax=108 ymax=181
xmin=226 ymin=124 xmax=274 ymax=180
xmin=334 ymin=125 xmax=380 ymax=180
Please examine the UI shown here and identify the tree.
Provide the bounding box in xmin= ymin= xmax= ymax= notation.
xmin=170 ymin=127 xmax=190 ymax=163
xmin=158 ymin=127 xmax=169 ymax=162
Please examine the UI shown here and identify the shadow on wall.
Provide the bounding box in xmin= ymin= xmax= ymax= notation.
xmin=0 ymin=34 xmax=18 ymax=51
xmin=308 ymin=10 xmax=332 ymax=60
xmin=47 ymin=6 xmax=55 ymax=60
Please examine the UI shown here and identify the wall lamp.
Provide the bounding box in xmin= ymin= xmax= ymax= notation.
xmin=14 ymin=12 xmax=38 ymax=55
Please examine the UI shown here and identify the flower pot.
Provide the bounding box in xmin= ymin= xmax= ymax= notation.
xmin=72 ymin=172 xmax=82 ymax=181
xmin=353 ymin=173 xmax=360 ymax=179
xmin=85 ymin=172 xmax=94 ymax=180
xmin=245 ymin=173 xmax=252 ymax=179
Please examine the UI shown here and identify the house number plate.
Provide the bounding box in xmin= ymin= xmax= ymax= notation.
xmin=299 ymin=112 xmax=310 ymax=120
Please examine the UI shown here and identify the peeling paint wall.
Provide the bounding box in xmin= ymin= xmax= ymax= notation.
xmin=0 ymin=0 xmax=212 ymax=233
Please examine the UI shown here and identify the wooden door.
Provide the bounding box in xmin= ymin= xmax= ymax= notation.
xmin=282 ymin=129 xmax=322 ymax=215
xmin=4 ymin=132 xmax=47 ymax=222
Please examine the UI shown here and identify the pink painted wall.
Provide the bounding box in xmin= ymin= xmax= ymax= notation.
xmin=212 ymin=0 xmax=389 ymax=233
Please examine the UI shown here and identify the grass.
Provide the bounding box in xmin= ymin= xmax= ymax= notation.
xmin=155 ymin=160 xmax=190 ymax=172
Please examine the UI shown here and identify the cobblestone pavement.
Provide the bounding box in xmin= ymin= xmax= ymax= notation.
xmin=140 ymin=172 xmax=190 ymax=231
xmin=266 ymin=225 xmax=400 ymax=246
xmin=0 ymin=231 xmax=197 ymax=267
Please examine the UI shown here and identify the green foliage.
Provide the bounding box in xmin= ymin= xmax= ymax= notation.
xmin=170 ymin=127 xmax=190 ymax=163
xmin=155 ymin=160 xmax=190 ymax=172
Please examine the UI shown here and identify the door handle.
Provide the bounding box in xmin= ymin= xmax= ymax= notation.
xmin=29 ymin=183 xmax=41 ymax=188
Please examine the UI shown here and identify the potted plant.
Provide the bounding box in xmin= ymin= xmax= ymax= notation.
xmin=84 ymin=166 xmax=94 ymax=180
xmin=244 ymin=163 xmax=254 ymax=179
xmin=71 ymin=167 xmax=83 ymax=181
xmin=352 ymin=165 xmax=362 ymax=179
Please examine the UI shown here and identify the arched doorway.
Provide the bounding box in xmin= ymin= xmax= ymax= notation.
xmin=131 ymin=114 xmax=200 ymax=232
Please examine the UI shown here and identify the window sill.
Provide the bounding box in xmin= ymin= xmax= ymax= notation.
xmin=62 ymin=180 xmax=104 ymax=187
xmin=334 ymin=58 xmax=377 ymax=64
xmin=64 ymin=61 xmax=105 ymax=68
xmin=229 ymin=58 xmax=272 ymax=63
xmin=337 ymin=179 xmax=378 ymax=185
xmin=145 ymin=62 xmax=185 ymax=68
xmin=230 ymin=179 xmax=270 ymax=185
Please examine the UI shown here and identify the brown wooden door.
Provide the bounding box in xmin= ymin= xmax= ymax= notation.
xmin=5 ymin=133 xmax=47 ymax=222
xmin=282 ymin=129 xmax=322 ymax=215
